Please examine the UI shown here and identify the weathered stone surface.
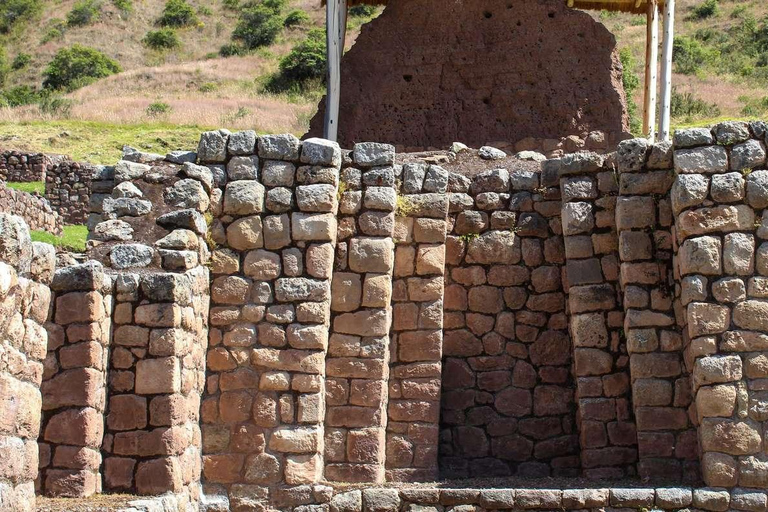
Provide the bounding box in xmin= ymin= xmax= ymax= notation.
xmin=306 ymin=0 xmax=628 ymax=150
xmin=674 ymin=127 xmax=714 ymax=148
xmin=258 ymin=133 xmax=301 ymax=160
xmin=671 ymin=174 xmax=709 ymax=214
xmin=747 ymin=170 xmax=768 ymax=209
xmin=674 ymin=145 xmax=728 ymax=174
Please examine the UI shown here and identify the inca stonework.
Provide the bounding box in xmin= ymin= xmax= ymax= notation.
xmin=2 ymin=121 xmax=768 ymax=512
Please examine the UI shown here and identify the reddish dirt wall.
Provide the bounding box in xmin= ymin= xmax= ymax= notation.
xmin=307 ymin=0 xmax=630 ymax=151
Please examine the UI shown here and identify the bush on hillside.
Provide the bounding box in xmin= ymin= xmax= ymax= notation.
xmin=67 ymin=0 xmax=102 ymax=27
xmin=1 ymin=85 xmax=40 ymax=106
xmin=673 ymin=36 xmax=715 ymax=75
xmin=670 ymin=88 xmax=721 ymax=121
xmin=232 ymin=5 xmax=283 ymax=49
xmin=41 ymin=19 xmax=67 ymax=43
xmin=691 ymin=0 xmax=719 ymax=20
xmin=0 ymin=0 xmax=43 ymax=33
xmin=0 ymin=48 xmax=9 ymax=88
xmin=349 ymin=5 xmax=376 ymax=17
xmin=11 ymin=52 xmax=31 ymax=70
xmin=219 ymin=43 xmax=247 ymax=57
xmin=618 ymin=48 xmax=641 ymax=136
xmin=158 ymin=0 xmax=199 ymax=27
xmin=146 ymin=101 xmax=172 ymax=116
xmin=284 ymin=9 xmax=309 ymax=27
xmin=43 ymin=44 xmax=122 ymax=91
xmin=113 ymin=0 xmax=133 ymax=14
xmin=223 ymin=0 xmax=240 ymax=10
xmin=264 ymin=29 xmax=326 ymax=93
xmin=143 ymin=28 xmax=181 ymax=50
xmin=262 ymin=0 xmax=287 ymax=13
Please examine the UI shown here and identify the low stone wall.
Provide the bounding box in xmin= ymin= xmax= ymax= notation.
xmin=0 ymin=215 xmax=55 ymax=512
xmin=0 ymin=182 xmax=63 ymax=235
xmin=45 ymin=159 xmax=94 ymax=225
xmin=0 ymin=151 xmax=51 ymax=182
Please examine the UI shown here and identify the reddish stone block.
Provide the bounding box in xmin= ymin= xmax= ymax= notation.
xmin=107 ymin=394 xmax=148 ymax=431
xmin=104 ymin=457 xmax=135 ymax=490
xmin=44 ymin=407 xmax=103 ymax=448
xmin=45 ymin=468 xmax=98 ymax=497
xmin=136 ymin=456 xmax=183 ymax=494
xmin=55 ymin=292 xmax=104 ymax=325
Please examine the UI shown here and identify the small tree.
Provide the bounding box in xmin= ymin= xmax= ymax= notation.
xmin=232 ymin=5 xmax=283 ymax=49
xmin=11 ymin=52 xmax=31 ymax=70
xmin=143 ymin=28 xmax=181 ymax=50
xmin=43 ymin=44 xmax=121 ymax=91
xmin=0 ymin=0 xmax=44 ymax=33
xmin=279 ymin=29 xmax=326 ymax=83
xmin=283 ymin=9 xmax=309 ymax=28
xmin=67 ymin=0 xmax=102 ymax=26
xmin=158 ymin=0 xmax=198 ymax=27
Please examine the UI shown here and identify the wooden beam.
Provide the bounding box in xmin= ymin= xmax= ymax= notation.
xmin=324 ymin=0 xmax=347 ymax=142
xmin=642 ymin=0 xmax=659 ymax=141
xmin=659 ymin=0 xmax=675 ymax=141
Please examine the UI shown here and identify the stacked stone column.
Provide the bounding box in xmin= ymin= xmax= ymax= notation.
xmin=102 ymin=267 xmax=208 ymax=506
xmin=615 ymin=138 xmax=696 ymax=482
xmin=672 ymin=122 xmax=768 ymax=490
xmin=386 ymin=163 xmax=449 ymax=482
xmin=556 ymin=153 xmax=638 ymax=478
xmin=202 ymin=132 xmax=339 ymax=508
xmin=40 ymin=261 xmax=112 ymax=497
xmin=0 ymin=216 xmax=54 ymax=512
xmin=324 ymin=143 xmax=396 ymax=483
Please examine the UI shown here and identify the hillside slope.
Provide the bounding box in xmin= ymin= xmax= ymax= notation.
xmin=0 ymin=0 xmax=764 ymax=163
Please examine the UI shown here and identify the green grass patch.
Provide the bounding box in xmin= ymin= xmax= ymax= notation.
xmin=6 ymin=181 xmax=44 ymax=194
xmin=30 ymin=224 xmax=87 ymax=252
xmin=0 ymin=120 xmax=212 ymax=164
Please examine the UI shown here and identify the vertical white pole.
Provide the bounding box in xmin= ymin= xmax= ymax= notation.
xmin=659 ymin=0 xmax=675 ymax=141
xmin=642 ymin=0 xmax=659 ymax=141
xmin=324 ymin=0 xmax=346 ymax=142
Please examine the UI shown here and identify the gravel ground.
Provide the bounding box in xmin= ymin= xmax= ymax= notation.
xmin=36 ymin=494 xmax=136 ymax=512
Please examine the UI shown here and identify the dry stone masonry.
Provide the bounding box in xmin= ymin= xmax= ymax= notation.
xmin=3 ymin=121 xmax=768 ymax=511
xmin=0 ymin=151 xmax=51 ymax=182
xmin=0 ymin=181 xmax=63 ymax=235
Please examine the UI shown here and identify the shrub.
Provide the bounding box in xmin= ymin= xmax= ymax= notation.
xmin=0 ymin=48 xmax=9 ymax=88
xmin=41 ymin=19 xmax=67 ymax=43
xmin=43 ymin=44 xmax=122 ymax=91
xmin=158 ymin=0 xmax=198 ymax=27
xmin=219 ymin=43 xmax=247 ymax=57
xmin=223 ymin=0 xmax=240 ymax=10
xmin=279 ymin=29 xmax=326 ymax=83
xmin=1 ymin=85 xmax=41 ymax=106
xmin=146 ymin=101 xmax=172 ymax=116
xmin=232 ymin=5 xmax=283 ymax=49
xmin=284 ymin=9 xmax=309 ymax=27
xmin=198 ymin=81 xmax=218 ymax=92
xmin=262 ymin=0 xmax=287 ymax=13
xmin=11 ymin=52 xmax=31 ymax=70
xmin=672 ymin=36 xmax=713 ymax=75
xmin=113 ymin=0 xmax=133 ymax=13
xmin=670 ymin=88 xmax=720 ymax=121
xmin=198 ymin=6 xmax=213 ymax=16
xmin=67 ymin=0 xmax=102 ymax=27
xmin=143 ymin=28 xmax=181 ymax=49
xmin=349 ymin=5 xmax=375 ymax=17
xmin=38 ymin=91 xmax=73 ymax=117
xmin=619 ymin=47 xmax=641 ymax=136
xmin=0 ymin=0 xmax=44 ymax=33
xmin=691 ymin=0 xmax=719 ymax=20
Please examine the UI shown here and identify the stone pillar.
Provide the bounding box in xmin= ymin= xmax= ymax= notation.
xmin=672 ymin=122 xmax=768 ymax=489
xmin=325 ymin=143 xmax=396 ymax=483
xmin=386 ymin=165 xmax=449 ymax=482
xmin=102 ymin=267 xmax=208 ymax=507
xmin=556 ymin=153 xmax=638 ymax=478
xmin=40 ymin=261 xmax=112 ymax=497
xmin=202 ymin=132 xmax=339 ymax=508
xmin=0 ymin=215 xmax=54 ymax=512
xmin=616 ymin=138 xmax=696 ymax=482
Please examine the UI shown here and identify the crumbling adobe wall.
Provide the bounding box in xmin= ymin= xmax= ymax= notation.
xmin=307 ymin=0 xmax=629 ymax=151
xmin=0 ymin=214 xmax=55 ymax=512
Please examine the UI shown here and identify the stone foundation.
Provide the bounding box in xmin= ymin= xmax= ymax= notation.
xmin=0 ymin=182 xmax=63 ymax=235
xmin=0 ymin=151 xmax=51 ymax=182
xmin=0 ymin=122 xmax=767 ymax=510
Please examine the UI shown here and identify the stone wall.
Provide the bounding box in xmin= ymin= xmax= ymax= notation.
xmin=0 ymin=151 xmax=51 ymax=182
xmin=3 ymin=123 xmax=768 ymax=510
xmin=45 ymin=159 xmax=95 ymax=225
xmin=0 ymin=182 xmax=63 ymax=235
xmin=306 ymin=0 xmax=629 ymax=151
xmin=0 ymin=214 xmax=55 ymax=512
